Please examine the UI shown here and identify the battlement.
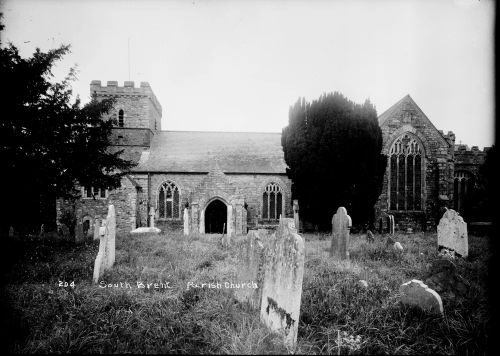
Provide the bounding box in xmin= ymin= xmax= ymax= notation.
xmin=90 ymin=80 xmax=162 ymax=116
xmin=454 ymin=144 xmax=490 ymax=153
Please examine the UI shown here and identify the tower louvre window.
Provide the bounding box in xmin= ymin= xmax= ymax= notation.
xmin=388 ymin=133 xmax=423 ymax=211
xmin=118 ymin=109 xmax=124 ymax=127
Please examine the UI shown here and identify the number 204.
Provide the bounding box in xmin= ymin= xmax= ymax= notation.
xmin=58 ymin=281 xmax=75 ymax=288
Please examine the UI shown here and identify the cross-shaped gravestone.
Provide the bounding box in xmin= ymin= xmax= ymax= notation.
xmin=330 ymin=207 xmax=352 ymax=260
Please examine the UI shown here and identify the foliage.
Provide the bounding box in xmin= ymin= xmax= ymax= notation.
xmin=0 ymin=15 xmax=135 ymax=234
xmin=2 ymin=231 xmax=491 ymax=354
xmin=282 ymin=92 xmax=386 ymax=230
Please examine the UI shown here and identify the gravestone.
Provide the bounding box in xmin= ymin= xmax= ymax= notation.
xmin=8 ymin=226 xmax=14 ymax=238
xmin=93 ymin=205 xmax=116 ymax=283
xmin=234 ymin=230 xmax=265 ymax=309
xmin=399 ymin=279 xmax=443 ymax=315
xmin=386 ymin=235 xmax=396 ymax=247
xmin=330 ymin=207 xmax=352 ymax=260
xmin=437 ymin=208 xmax=468 ymax=258
xmin=366 ymin=230 xmax=374 ymax=243
xmin=75 ymin=222 xmax=84 ymax=243
xmin=59 ymin=223 xmax=70 ymax=239
xmin=93 ymin=218 xmax=100 ymax=240
xmin=149 ymin=207 xmax=155 ymax=228
xmin=393 ymin=241 xmax=404 ymax=253
xmin=39 ymin=224 xmax=45 ymax=237
xmin=388 ymin=215 xmax=395 ymax=234
xmin=293 ymin=200 xmax=299 ymax=232
xmin=260 ymin=218 xmax=305 ymax=350
xmin=183 ymin=208 xmax=189 ymax=236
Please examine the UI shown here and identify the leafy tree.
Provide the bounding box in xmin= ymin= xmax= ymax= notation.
xmin=0 ymin=15 xmax=135 ymax=235
xmin=281 ymin=92 xmax=386 ymax=230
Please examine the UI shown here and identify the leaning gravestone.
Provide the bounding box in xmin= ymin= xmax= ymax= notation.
xmin=183 ymin=208 xmax=189 ymax=236
xmin=234 ymin=230 xmax=265 ymax=310
xmin=93 ymin=205 xmax=116 ymax=283
xmin=437 ymin=208 xmax=468 ymax=258
xmin=330 ymin=207 xmax=352 ymax=260
xmin=399 ymin=279 xmax=443 ymax=315
xmin=260 ymin=218 xmax=305 ymax=350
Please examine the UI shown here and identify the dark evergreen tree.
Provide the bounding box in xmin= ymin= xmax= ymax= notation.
xmin=0 ymin=15 xmax=135 ymax=235
xmin=282 ymin=92 xmax=386 ymax=230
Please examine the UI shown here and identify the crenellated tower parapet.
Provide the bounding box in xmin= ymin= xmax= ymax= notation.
xmin=90 ymin=80 xmax=162 ymax=132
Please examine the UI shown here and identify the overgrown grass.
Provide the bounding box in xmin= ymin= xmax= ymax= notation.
xmin=1 ymin=231 xmax=492 ymax=354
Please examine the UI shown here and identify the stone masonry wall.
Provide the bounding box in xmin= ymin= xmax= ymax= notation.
xmin=130 ymin=172 xmax=292 ymax=233
xmin=375 ymin=98 xmax=454 ymax=232
xmin=57 ymin=176 xmax=139 ymax=237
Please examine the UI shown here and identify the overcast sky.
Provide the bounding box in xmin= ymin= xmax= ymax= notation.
xmin=1 ymin=0 xmax=495 ymax=148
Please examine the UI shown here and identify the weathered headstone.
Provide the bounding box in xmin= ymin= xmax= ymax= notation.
xmin=8 ymin=226 xmax=14 ymax=238
xmin=93 ymin=217 xmax=100 ymax=240
xmin=59 ymin=223 xmax=70 ymax=239
xmin=149 ymin=206 xmax=155 ymax=228
xmin=293 ymin=200 xmax=299 ymax=232
xmin=437 ymin=208 xmax=468 ymax=258
xmin=75 ymin=222 xmax=84 ymax=243
xmin=234 ymin=230 xmax=265 ymax=309
xmin=93 ymin=205 xmax=116 ymax=283
xmin=130 ymin=227 xmax=161 ymax=234
xmin=260 ymin=218 xmax=305 ymax=350
xmin=330 ymin=207 xmax=352 ymax=260
xmin=393 ymin=241 xmax=404 ymax=253
xmin=399 ymin=279 xmax=443 ymax=315
xmin=366 ymin=230 xmax=374 ymax=243
xmin=39 ymin=224 xmax=45 ymax=237
xmin=386 ymin=235 xmax=396 ymax=247
xmin=183 ymin=208 xmax=189 ymax=236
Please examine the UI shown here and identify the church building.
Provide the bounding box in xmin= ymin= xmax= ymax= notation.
xmin=56 ymin=81 xmax=489 ymax=237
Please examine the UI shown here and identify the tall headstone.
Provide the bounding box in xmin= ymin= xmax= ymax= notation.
xmin=330 ymin=207 xmax=352 ymax=260
xmin=234 ymin=230 xmax=265 ymax=309
xmin=93 ymin=217 xmax=100 ymax=240
xmin=39 ymin=224 xmax=45 ymax=238
xmin=293 ymin=200 xmax=299 ymax=232
xmin=105 ymin=205 xmax=116 ymax=267
xmin=149 ymin=206 xmax=155 ymax=228
xmin=8 ymin=226 xmax=14 ymax=238
xmin=260 ymin=218 xmax=305 ymax=350
xmin=437 ymin=208 xmax=468 ymax=257
xmin=183 ymin=208 xmax=189 ymax=236
xmin=93 ymin=205 xmax=116 ymax=283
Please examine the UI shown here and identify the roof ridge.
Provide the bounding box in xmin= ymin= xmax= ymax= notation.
xmin=158 ymin=130 xmax=282 ymax=134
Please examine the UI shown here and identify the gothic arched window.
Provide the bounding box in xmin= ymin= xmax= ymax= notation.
xmin=262 ymin=183 xmax=283 ymax=220
xmin=454 ymin=170 xmax=474 ymax=216
xmin=388 ymin=133 xmax=423 ymax=211
xmin=158 ymin=181 xmax=180 ymax=219
xmin=118 ymin=109 xmax=124 ymax=127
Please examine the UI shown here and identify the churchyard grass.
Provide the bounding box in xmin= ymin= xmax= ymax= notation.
xmin=2 ymin=231 xmax=491 ymax=354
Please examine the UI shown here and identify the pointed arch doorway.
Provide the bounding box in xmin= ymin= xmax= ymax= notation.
xmin=205 ymin=199 xmax=227 ymax=234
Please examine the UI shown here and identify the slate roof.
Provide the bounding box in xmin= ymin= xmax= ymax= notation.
xmin=133 ymin=131 xmax=288 ymax=174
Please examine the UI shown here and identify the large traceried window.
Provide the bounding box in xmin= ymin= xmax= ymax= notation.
xmin=388 ymin=133 xmax=423 ymax=211
xmin=158 ymin=181 xmax=180 ymax=219
xmin=262 ymin=183 xmax=283 ymax=221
